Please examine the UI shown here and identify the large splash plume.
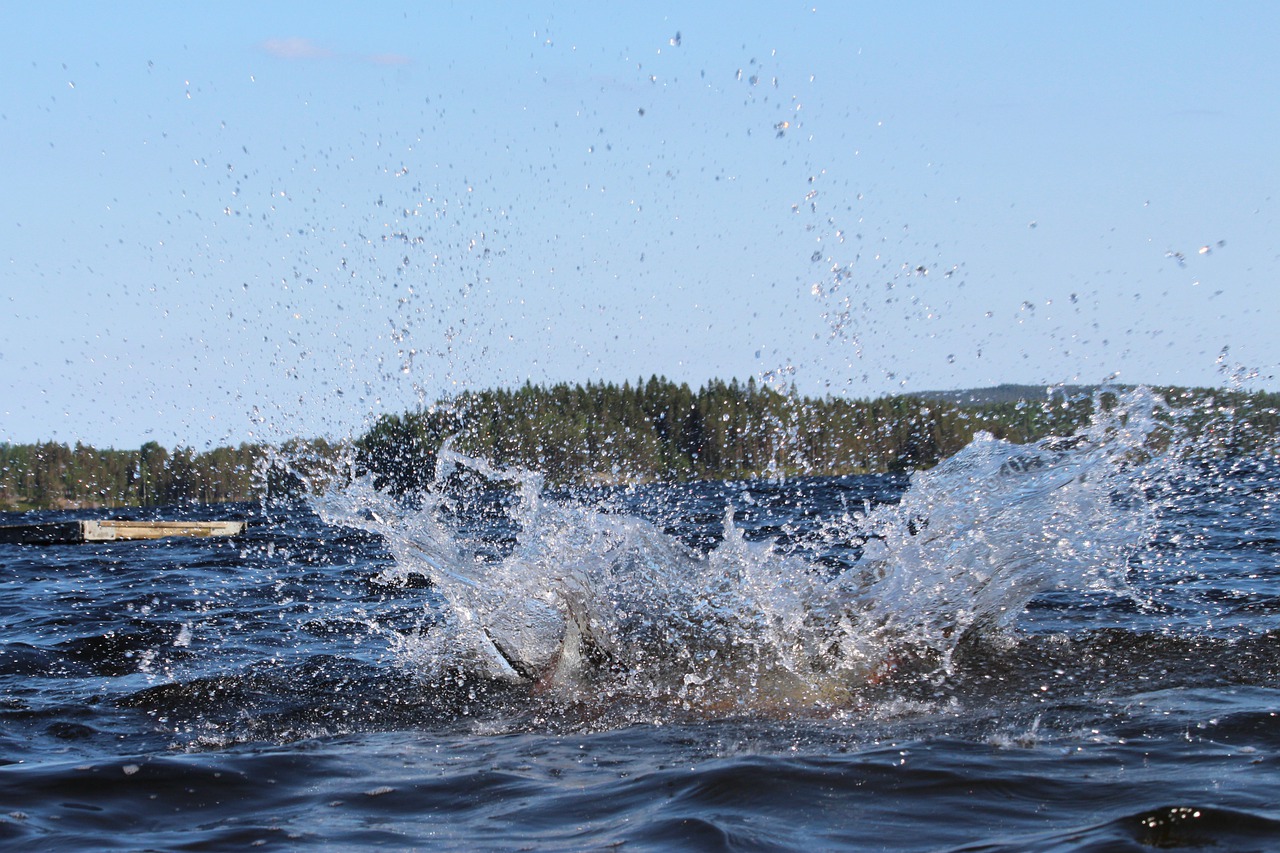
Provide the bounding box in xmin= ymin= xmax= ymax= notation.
xmin=317 ymin=387 xmax=1179 ymax=719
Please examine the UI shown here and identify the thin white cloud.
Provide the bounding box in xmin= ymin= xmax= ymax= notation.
xmin=261 ymin=37 xmax=335 ymax=60
xmin=260 ymin=37 xmax=411 ymax=66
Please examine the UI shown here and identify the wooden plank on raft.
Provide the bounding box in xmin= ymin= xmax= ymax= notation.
xmin=0 ymin=520 xmax=246 ymax=545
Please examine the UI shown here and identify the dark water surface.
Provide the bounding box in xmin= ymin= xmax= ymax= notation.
xmin=2 ymin=453 xmax=1279 ymax=850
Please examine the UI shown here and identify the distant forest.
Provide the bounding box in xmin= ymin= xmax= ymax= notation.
xmin=0 ymin=440 xmax=337 ymax=512
xmin=351 ymin=379 xmax=1280 ymax=494
xmin=3 ymin=378 xmax=1278 ymax=510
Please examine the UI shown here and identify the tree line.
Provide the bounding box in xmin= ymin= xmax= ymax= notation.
xmin=3 ymin=378 xmax=1277 ymax=510
xmin=352 ymin=377 xmax=1280 ymax=493
xmin=0 ymin=439 xmax=337 ymax=511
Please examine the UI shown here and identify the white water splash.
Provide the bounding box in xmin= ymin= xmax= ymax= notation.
xmin=317 ymin=388 xmax=1176 ymax=716
xmin=850 ymin=386 xmax=1172 ymax=670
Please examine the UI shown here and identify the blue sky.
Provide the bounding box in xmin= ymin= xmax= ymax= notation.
xmin=3 ymin=2 xmax=1278 ymax=449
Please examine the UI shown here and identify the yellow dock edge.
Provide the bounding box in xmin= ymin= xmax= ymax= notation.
xmin=81 ymin=520 xmax=246 ymax=541
xmin=0 ymin=520 xmax=246 ymax=545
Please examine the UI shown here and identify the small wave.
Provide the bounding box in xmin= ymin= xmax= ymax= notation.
xmin=947 ymin=804 xmax=1280 ymax=852
xmin=114 ymin=654 xmax=534 ymax=748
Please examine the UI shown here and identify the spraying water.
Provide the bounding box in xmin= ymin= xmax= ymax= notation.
xmin=317 ymin=387 xmax=1177 ymax=719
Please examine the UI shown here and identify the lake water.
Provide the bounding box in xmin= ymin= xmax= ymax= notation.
xmin=2 ymin=393 xmax=1279 ymax=850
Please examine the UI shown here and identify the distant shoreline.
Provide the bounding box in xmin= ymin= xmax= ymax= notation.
xmin=3 ymin=380 xmax=1276 ymax=511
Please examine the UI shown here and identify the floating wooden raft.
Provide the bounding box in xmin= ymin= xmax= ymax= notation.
xmin=0 ymin=520 xmax=246 ymax=545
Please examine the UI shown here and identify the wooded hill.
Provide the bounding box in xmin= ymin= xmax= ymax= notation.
xmin=351 ymin=378 xmax=1280 ymax=494
xmin=3 ymin=378 xmax=1277 ymax=510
